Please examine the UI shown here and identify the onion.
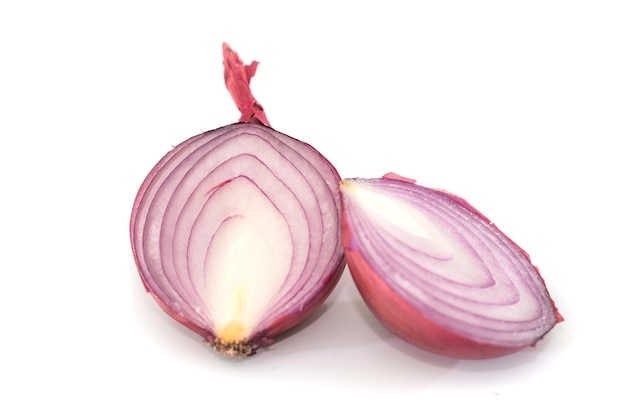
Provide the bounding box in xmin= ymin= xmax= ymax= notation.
xmin=130 ymin=44 xmax=345 ymax=357
xmin=339 ymin=173 xmax=562 ymax=359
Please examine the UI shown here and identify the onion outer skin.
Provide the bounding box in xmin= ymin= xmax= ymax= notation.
xmin=130 ymin=123 xmax=345 ymax=357
xmin=340 ymin=175 xmax=562 ymax=359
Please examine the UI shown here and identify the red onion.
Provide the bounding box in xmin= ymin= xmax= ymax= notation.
xmin=130 ymin=44 xmax=345 ymax=357
xmin=340 ymin=173 xmax=562 ymax=359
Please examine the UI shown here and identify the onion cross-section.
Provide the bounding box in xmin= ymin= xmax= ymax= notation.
xmin=339 ymin=175 xmax=561 ymax=359
xmin=130 ymin=123 xmax=345 ymax=357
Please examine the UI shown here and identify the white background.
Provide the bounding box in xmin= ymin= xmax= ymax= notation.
xmin=1 ymin=1 xmax=624 ymax=416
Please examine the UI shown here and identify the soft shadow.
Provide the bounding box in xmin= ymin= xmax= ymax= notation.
xmin=349 ymin=282 xmax=555 ymax=373
xmin=452 ymin=323 xmax=566 ymax=373
xmin=128 ymin=257 xmax=343 ymax=358
xmin=128 ymin=259 xmax=560 ymax=391
xmin=128 ymin=258 xmax=204 ymax=353
xmin=265 ymin=303 xmax=332 ymax=347
xmin=350 ymin=298 xmax=458 ymax=369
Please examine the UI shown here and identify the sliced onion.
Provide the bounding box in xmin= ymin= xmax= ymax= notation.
xmin=131 ymin=123 xmax=345 ymax=357
xmin=339 ymin=173 xmax=562 ymax=359
xmin=130 ymin=44 xmax=345 ymax=357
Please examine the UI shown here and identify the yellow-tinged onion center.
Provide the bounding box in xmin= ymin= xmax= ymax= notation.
xmin=202 ymin=177 xmax=292 ymax=343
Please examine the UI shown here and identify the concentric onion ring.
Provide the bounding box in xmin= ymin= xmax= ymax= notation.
xmin=131 ymin=123 xmax=345 ymax=357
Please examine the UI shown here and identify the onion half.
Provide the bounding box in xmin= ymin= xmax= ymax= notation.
xmin=340 ymin=173 xmax=562 ymax=359
xmin=130 ymin=44 xmax=345 ymax=357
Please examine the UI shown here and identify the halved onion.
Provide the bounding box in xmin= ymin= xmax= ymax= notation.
xmin=339 ymin=173 xmax=562 ymax=359
xmin=130 ymin=44 xmax=345 ymax=357
xmin=131 ymin=123 xmax=345 ymax=357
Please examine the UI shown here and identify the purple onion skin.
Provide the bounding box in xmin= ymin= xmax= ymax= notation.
xmin=340 ymin=175 xmax=562 ymax=359
xmin=131 ymin=123 xmax=345 ymax=357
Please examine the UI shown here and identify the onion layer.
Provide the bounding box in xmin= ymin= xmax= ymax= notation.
xmin=131 ymin=123 xmax=345 ymax=357
xmin=340 ymin=174 xmax=562 ymax=359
